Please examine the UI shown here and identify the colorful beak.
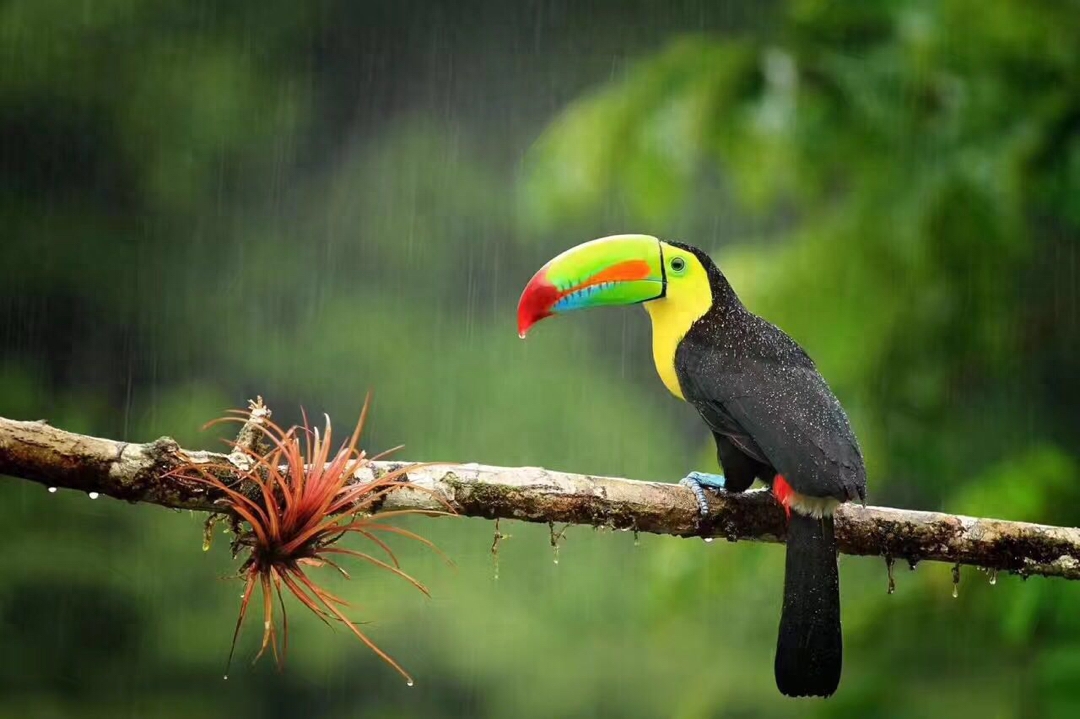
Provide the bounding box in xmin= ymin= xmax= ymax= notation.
xmin=517 ymin=234 xmax=666 ymax=337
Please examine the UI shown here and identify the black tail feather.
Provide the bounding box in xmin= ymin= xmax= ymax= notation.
xmin=775 ymin=513 xmax=842 ymax=698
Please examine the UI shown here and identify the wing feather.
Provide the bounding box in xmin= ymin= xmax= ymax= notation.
xmin=677 ymin=316 xmax=866 ymax=502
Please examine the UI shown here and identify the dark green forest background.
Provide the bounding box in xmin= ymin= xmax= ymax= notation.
xmin=2 ymin=1 xmax=1078 ymax=717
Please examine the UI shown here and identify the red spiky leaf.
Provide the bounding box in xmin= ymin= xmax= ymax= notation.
xmin=166 ymin=395 xmax=454 ymax=683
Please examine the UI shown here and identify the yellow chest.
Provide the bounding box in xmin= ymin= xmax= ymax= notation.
xmin=644 ymin=300 xmax=701 ymax=401
xmin=642 ymin=244 xmax=716 ymax=402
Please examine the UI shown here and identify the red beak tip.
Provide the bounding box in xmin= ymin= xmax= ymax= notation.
xmin=517 ymin=273 xmax=557 ymax=339
xmin=516 ymin=312 xmax=542 ymax=338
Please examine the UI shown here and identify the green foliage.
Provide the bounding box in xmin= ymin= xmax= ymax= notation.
xmin=518 ymin=0 xmax=1080 ymax=716
xmin=522 ymin=0 xmax=1080 ymax=498
xmin=1 ymin=0 xmax=1078 ymax=717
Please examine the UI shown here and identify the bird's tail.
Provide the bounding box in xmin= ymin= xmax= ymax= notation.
xmin=775 ymin=512 xmax=842 ymax=698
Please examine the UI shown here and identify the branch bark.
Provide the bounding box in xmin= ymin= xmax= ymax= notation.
xmin=2 ymin=414 xmax=1079 ymax=579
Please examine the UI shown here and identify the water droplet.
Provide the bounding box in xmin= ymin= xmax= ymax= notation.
xmin=47 ymin=487 xmax=57 ymax=493
xmin=223 ymin=675 xmax=229 ymax=681
xmin=88 ymin=492 xmax=99 ymax=499
xmin=549 ymin=522 xmax=568 ymax=565
xmin=951 ymin=563 xmax=961 ymax=598
xmin=703 ymin=537 xmax=714 ymax=543
xmin=885 ymin=556 xmax=896 ymax=595
xmin=517 ymin=332 xmax=526 ymax=340
xmin=406 ymin=679 xmax=415 ymax=687
xmin=491 ymin=518 xmax=505 ymax=581
xmin=952 ymin=584 xmax=959 ymax=598
xmin=989 ymin=569 xmax=998 ymax=586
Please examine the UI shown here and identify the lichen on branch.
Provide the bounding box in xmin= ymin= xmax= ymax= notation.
xmin=2 ymin=409 xmax=1080 ymax=581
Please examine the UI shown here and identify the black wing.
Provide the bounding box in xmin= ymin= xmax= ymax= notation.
xmin=712 ymin=431 xmax=771 ymax=493
xmin=677 ymin=319 xmax=866 ymax=503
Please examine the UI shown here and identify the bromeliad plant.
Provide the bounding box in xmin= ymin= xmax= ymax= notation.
xmin=167 ymin=396 xmax=451 ymax=684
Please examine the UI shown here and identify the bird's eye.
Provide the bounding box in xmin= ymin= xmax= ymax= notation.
xmin=670 ymin=256 xmax=686 ymax=273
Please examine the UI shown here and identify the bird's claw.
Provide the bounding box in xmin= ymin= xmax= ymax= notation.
xmin=680 ymin=472 xmax=727 ymax=517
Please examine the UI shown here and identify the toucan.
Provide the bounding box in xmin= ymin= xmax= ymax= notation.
xmin=516 ymin=234 xmax=867 ymax=698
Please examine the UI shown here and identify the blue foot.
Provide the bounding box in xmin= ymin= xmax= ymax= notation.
xmin=679 ymin=472 xmax=727 ymax=517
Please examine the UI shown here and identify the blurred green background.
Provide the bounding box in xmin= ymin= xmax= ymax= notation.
xmin=1 ymin=1 xmax=1079 ymax=717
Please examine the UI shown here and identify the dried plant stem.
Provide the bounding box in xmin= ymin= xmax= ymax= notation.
xmin=2 ymin=415 xmax=1080 ymax=580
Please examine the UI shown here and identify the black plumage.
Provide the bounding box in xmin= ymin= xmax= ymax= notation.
xmin=775 ymin=513 xmax=842 ymax=697
xmin=669 ymin=243 xmax=865 ymax=504
xmin=667 ymin=241 xmax=866 ymax=697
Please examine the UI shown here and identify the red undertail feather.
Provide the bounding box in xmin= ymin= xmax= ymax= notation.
xmin=772 ymin=474 xmax=793 ymax=519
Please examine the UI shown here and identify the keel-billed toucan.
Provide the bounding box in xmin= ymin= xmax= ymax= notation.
xmin=516 ymin=234 xmax=867 ymax=698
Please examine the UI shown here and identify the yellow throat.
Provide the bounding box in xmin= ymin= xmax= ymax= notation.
xmin=644 ymin=248 xmax=714 ymax=401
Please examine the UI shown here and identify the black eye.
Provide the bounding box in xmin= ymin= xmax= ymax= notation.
xmin=670 ymin=256 xmax=686 ymax=272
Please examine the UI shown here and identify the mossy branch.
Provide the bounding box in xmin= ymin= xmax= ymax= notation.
xmin=2 ymin=413 xmax=1079 ymax=580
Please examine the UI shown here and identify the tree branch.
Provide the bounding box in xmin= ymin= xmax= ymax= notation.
xmin=2 ymin=414 xmax=1079 ymax=579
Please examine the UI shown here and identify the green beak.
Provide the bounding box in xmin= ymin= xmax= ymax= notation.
xmin=517 ymin=234 xmax=666 ymax=337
